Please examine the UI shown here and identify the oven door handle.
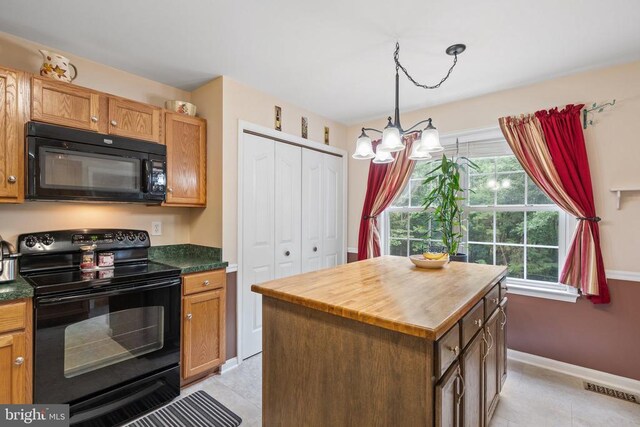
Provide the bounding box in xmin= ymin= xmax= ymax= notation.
xmin=36 ymin=278 xmax=181 ymax=305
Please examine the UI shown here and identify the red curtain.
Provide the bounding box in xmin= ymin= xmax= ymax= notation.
xmin=535 ymin=105 xmax=609 ymax=304
xmin=357 ymin=135 xmax=418 ymax=260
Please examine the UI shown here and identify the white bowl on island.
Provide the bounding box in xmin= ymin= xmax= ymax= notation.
xmin=409 ymin=254 xmax=450 ymax=269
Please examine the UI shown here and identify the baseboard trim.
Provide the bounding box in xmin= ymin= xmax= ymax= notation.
xmin=347 ymin=247 xmax=357 ymax=254
xmin=606 ymin=270 xmax=640 ymax=282
xmin=508 ymin=349 xmax=640 ymax=395
xmin=220 ymin=357 xmax=239 ymax=374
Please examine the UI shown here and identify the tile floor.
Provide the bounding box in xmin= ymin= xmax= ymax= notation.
xmin=183 ymin=354 xmax=640 ymax=426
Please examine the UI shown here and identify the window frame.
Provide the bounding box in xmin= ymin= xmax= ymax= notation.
xmin=381 ymin=130 xmax=579 ymax=303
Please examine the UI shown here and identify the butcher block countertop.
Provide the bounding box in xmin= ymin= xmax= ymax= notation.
xmin=252 ymin=255 xmax=507 ymax=340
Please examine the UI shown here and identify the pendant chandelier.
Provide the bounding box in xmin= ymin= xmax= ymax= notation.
xmin=353 ymin=42 xmax=466 ymax=163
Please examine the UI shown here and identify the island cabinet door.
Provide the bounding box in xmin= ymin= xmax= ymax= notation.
xmin=484 ymin=309 xmax=501 ymax=425
xmin=436 ymin=362 xmax=462 ymax=427
xmin=497 ymin=298 xmax=508 ymax=391
xmin=460 ymin=330 xmax=485 ymax=427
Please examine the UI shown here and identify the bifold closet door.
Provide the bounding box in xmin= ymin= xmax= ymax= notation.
xmin=241 ymin=133 xmax=275 ymax=359
xmin=274 ymin=144 xmax=302 ymax=279
xmin=321 ymin=153 xmax=343 ymax=268
xmin=301 ymin=150 xmax=323 ymax=273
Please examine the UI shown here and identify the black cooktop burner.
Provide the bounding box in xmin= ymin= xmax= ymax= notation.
xmin=24 ymin=261 xmax=181 ymax=297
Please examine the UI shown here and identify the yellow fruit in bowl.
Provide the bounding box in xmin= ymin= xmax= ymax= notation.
xmin=423 ymin=252 xmax=447 ymax=260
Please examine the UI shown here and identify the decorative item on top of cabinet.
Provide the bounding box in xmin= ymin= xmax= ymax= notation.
xmin=108 ymin=97 xmax=162 ymax=143
xmin=165 ymin=100 xmax=197 ymax=116
xmin=0 ymin=67 xmax=27 ymax=203
xmin=38 ymin=50 xmax=77 ymax=83
xmin=274 ymin=105 xmax=282 ymax=131
xmin=163 ymin=112 xmax=206 ymax=206
xmin=31 ymin=76 xmax=103 ymax=132
xmin=324 ymin=126 xmax=329 ymax=145
xmin=181 ymin=269 xmax=226 ymax=384
xmin=0 ymin=299 xmax=33 ymax=404
xmin=301 ymin=116 xmax=308 ymax=139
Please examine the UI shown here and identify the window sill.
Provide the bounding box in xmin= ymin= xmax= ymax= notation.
xmin=506 ymin=282 xmax=579 ymax=303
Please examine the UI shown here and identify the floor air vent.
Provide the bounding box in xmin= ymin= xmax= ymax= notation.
xmin=583 ymin=382 xmax=639 ymax=404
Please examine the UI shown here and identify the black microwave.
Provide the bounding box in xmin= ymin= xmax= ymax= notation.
xmin=26 ymin=122 xmax=166 ymax=204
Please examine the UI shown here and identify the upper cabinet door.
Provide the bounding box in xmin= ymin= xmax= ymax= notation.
xmin=108 ymin=97 xmax=161 ymax=143
xmin=164 ymin=112 xmax=206 ymax=206
xmin=0 ymin=68 xmax=24 ymax=202
xmin=31 ymin=77 xmax=102 ymax=132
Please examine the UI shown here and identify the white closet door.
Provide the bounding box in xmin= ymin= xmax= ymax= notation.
xmin=241 ymin=133 xmax=275 ymax=359
xmin=322 ymin=153 xmax=343 ymax=268
xmin=301 ymin=149 xmax=323 ymax=273
xmin=274 ymin=143 xmax=302 ymax=279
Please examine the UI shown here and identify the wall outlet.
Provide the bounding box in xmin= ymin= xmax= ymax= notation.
xmin=151 ymin=221 xmax=162 ymax=236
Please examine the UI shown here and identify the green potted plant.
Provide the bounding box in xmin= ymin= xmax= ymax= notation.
xmin=422 ymin=154 xmax=476 ymax=262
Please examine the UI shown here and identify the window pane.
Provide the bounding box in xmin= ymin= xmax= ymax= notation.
xmin=410 ymin=240 xmax=427 ymax=255
xmin=470 ymin=158 xmax=495 ymax=175
xmin=468 ymin=212 xmax=493 ymax=242
xmin=527 ymin=247 xmax=559 ymax=282
xmin=469 ymin=174 xmax=494 ymax=206
xmin=527 ymin=211 xmax=559 ymax=246
xmin=496 ymin=245 xmax=524 ymax=278
xmin=496 ymin=156 xmax=521 ymax=172
xmin=391 ymin=185 xmax=410 ymax=207
xmin=389 ymin=239 xmax=407 ymax=256
xmin=389 ymin=212 xmax=409 ymax=239
xmin=410 ymin=180 xmax=430 ymax=207
xmin=496 ymin=172 xmax=525 ymax=205
xmin=469 ymin=244 xmax=493 ymax=265
xmin=527 ymin=178 xmax=553 ymax=205
xmin=409 ymin=211 xmax=429 ymax=239
xmin=431 ymin=219 xmax=442 ymax=241
xmin=413 ymin=161 xmax=434 ymax=178
xmin=496 ymin=212 xmax=524 ymax=244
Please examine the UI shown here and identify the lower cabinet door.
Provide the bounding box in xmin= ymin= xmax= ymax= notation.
xmin=484 ymin=309 xmax=501 ymax=425
xmin=436 ymin=361 xmax=461 ymax=427
xmin=461 ymin=330 xmax=484 ymax=427
xmin=0 ymin=331 xmax=28 ymax=404
xmin=182 ymin=289 xmax=225 ymax=379
xmin=498 ymin=298 xmax=508 ymax=390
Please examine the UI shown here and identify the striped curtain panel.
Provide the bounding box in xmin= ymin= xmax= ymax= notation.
xmin=499 ymin=104 xmax=610 ymax=304
xmin=357 ymin=134 xmax=418 ymax=260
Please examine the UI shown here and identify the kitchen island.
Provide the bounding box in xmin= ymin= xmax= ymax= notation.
xmin=252 ymin=255 xmax=508 ymax=427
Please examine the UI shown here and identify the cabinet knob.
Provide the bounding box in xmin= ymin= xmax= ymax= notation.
xmin=186 ymin=313 xmax=193 ymax=320
xmin=167 ymin=187 xmax=173 ymax=193
xmin=91 ymin=116 xmax=98 ymax=123
xmin=203 ymin=280 xmax=210 ymax=286
xmin=449 ymin=345 xmax=460 ymax=356
xmin=285 ymin=250 xmax=290 ymax=257
xmin=14 ymin=356 xmax=24 ymax=366
xmin=313 ymin=246 xmax=318 ymax=252
xmin=491 ymin=297 xmax=499 ymax=304
xmin=474 ymin=319 xmax=483 ymax=327
xmin=7 ymin=176 xmax=16 ymax=184
xmin=110 ymin=120 xmax=118 ymax=126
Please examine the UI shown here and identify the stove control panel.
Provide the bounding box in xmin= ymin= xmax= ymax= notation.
xmin=18 ymin=229 xmax=152 ymax=254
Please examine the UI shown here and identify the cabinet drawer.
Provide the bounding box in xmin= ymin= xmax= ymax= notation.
xmin=499 ymin=279 xmax=507 ymax=300
xmin=484 ymin=284 xmax=500 ymax=320
xmin=435 ymin=323 xmax=460 ymax=379
xmin=183 ymin=269 xmax=225 ymax=295
xmin=461 ymin=299 xmax=484 ymax=349
xmin=0 ymin=300 xmax=27 ymax=334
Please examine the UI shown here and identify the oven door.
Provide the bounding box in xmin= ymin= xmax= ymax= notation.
xmin=27 ymin=136 xmax=162 ymax=203
xmin=34 ymin=278 xmax=181 ymax=405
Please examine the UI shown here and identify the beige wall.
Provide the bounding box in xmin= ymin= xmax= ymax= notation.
xmin=219 ymin=76 xmax=348 ymax=263
xmin=347 ymin=61 xmax=640 ymax=272
xmin=0 ymin=31 xmax=193 ymax=245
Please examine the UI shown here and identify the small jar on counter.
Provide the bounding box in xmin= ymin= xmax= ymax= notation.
xmin=80 ymin=245 xmax=97 ymax=270
xmin=97 ymin=252 xmax=115 ymax=268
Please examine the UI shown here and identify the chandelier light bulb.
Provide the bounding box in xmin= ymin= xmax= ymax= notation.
xmin=421 ymin=121 xmax=443 ymax=152
xmin=378 ymin=121 xmax=405 ymax=152
xmin=352 ymin=131 xmax=375 ymax=159
xmin=372 ymin=149 xmax=394 ymax=164
xmin=408 ymin=139 xmax=433 ymax=161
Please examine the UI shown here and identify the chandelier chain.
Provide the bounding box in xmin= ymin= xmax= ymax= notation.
xmin=393 ymin=42 xmax=459 ymax=90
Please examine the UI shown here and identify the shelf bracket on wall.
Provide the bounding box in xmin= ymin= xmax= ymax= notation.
xmin=610 ymin=187 xmax=640 ymax=210
xmin=583 ymin=100 xmax=616 ymax=129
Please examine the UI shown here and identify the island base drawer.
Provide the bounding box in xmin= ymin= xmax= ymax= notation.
xmin=435 ymin=323 xmax=460 ymax=379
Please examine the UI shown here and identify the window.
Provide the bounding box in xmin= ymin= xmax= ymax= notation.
xmin=383 ymin=134 xmax=577 ymax=301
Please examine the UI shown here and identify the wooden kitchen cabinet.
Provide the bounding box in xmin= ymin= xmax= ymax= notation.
xmin=0 ymin=299 xmax=32 ymax=404
xmin=484 ymin=308 xmax=501 ymax=425
xmin=31 ymin=76 xmax=102 ymax=132
xmin=461 ymin=328 xmax=485 ymax=427
xmin=436 ymin=362 xmax=462 ymax=427
xmin=108 ymin=97 xmax=162 ymax=143
xmin=164 ymin=112 xmax=206 ymax=206
xmin=181 ymin=269 xmax=225 ymax=383
xmin=0 ymin=67 xmax=26 ymax=203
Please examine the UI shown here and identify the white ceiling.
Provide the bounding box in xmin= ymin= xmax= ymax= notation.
xmin=1 ymin=0 xmax=639 ymax=124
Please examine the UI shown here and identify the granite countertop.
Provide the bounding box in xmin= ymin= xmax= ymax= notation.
xmin=149 ymin=244 xmax=228 ymax=274
xmin=0 ymin=275 xmax=34 ymax=302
